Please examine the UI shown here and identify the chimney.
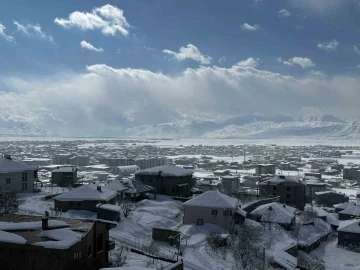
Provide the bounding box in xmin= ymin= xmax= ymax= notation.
xmin=97 ymin=185 xmax=102 ymax=192
xmin=42 ymin=217 xmax=48 ymax=230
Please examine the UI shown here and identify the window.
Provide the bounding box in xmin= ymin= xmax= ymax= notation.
xmin=196 ymin=219 xmax=204 ymax=226
xmin=22 ymin=173 xmax=27 ymax=182
xmin=77 ymin=203 xmax=81 ymax=206
xmin=34 ymin=170 xmax=38 ymax=178
xmin=286 ymin=187 xmax=290 ymax=191
xmin=6 ymin=178 xmax=10 ymax=184
xmin=97 ymin=233 xmax=103 ymax=252
xmin=73 ymin=251 xmax=82 ymax=262
xmin=21 ymin=183 xmax=27 ymax=191
xmin=272 ymin=186 xmax=276 ymax=191
xmin=211 ymin=210 xmax=218 ymax=216
xmin=287 ymin=194 xmax=290 ymax=198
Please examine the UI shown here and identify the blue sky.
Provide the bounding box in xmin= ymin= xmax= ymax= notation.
xmin=0 ymin=0 xmax=360 ymax=135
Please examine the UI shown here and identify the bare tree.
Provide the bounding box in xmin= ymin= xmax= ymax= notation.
xmin=297 ymin=250 xmax=325 ymax=270
xmin=112 ymin=244 xmax=128 ymax=267
xmin=206 ymin=232 xmax=225 ymax=251
xmin=117 ymin=196 xmax=134 ymax=218
xmin=261 ymin=207 xmax=277 ymax=231
xmin=232 ymin=222 xmax=265 ymax=269
xmin=0 ymin=187 xmax=22 ymax=214
xmin=300 ymin=207 xmax=318 ymax=224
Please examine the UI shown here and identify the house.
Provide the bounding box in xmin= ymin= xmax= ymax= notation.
xmin=51 ymin=166 xmax=78 ymax=187
xmin=221 ymin=175 xmax=239 ymax=194
xmin=183 ymin=190 xmax=240 ymax=232
xmin=314 ymin=191 xmax=348 ymax=207
xmin=337 ymin=219 xmax=360 ymax=247
xmin=338 ymin=205 xmax=360 ymax=220
xmin=334 ymin=202 xmax=359 ymax=213
xmin=259 ymin=175 xmax=306 ymax=210
xmin=0 ymin=213 xmax=116 ymax=270
xmin=96 ymin=204 xmax=121 ymax=222
xmin=53 ymin=185 xmax=117 ymax=212
xmin=304 ymin=172 xmax=321 ymax=180
xmin=106 ymin=179 xmax=156 ymax=201
xmin=249 ymin=202 xmax=296 ymax=229
xmin=255 ymin=164 xmax=275 ymax=176
xmin=113 ymin=165 xmax=140 ymax=177
xmin=0 ymin=155 xmax=38 ymax=193
xmin=343 ymin=166 xmax=360 ymax=181
xmin=135 ymin=165 xmax=193 ymax=197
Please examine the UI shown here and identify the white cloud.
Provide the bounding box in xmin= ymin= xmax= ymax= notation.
xmin=218 ymin=57 xmax=226 ymax=64
xmin=317 ymin=39 xmax=339 ymax=52
xmin=241 ymin=23 xmax=261 ymax=31
xmin=276 ymin=57 xmax=283 ymax=63
xmin=311 ymin=70 xmax=326 ymax=77
xmin=163 ymin=44 xmax=212 ymax=64
xmin=54 ymin=4 xmax=130 ymax=36
xmin=0 ymin=23 xmax=15 ymax=42
xmin=80 ymin=40 xmax=103 ymax=52
xmin=278 ymin=9 xmax=291 ymax=17
xmin=233 ymin=58 xmax=259 ymax=68
xmin=354 ymin=45 xmax=360 ymax=55
xmin=14 ymin=21 xmax=54 ymax=43
xmin=286 ymin=0 xmax=351 ymax=15
xmin=2 ymin=60 xmax=360 ymax=136
xmin=282 ymin=57 xmax=315 ymax=68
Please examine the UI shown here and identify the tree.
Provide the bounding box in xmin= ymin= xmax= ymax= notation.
xmin=206 ymin=232 xmax=225 ymax=251
xmin=0 ymin=187 xmax=22 ymax=214
xmin=300 ymin=207 xmax=318 ymax=224
xmin=232 ymin=222 xmax=265 ymax=269
xmin=111 ymin=244 xmax=128 ymax=267
xmin=297 ymin=250 xmax=325 ymax=270
xmin=117 ymin=196 xmax=134 ymax=218
xmin=261 ymin=207 xmax=277 ymax=231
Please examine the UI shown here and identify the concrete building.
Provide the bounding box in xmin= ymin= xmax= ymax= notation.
xmin=22 ymin=158 xmax=53 ymax=166
xmin=183 ymin=190 xmax=239 ymax=232
xmin=136 ymin=157 xmax=168 ymax=169
xmin=259 ymin=175 xmax=306 ymax=210
xmin=0 ymin=213 xmax=116 ymax=270
xmin=304 ymin=180 xmax=327 ymax=202
xmin=68 ymin=156 xmax=90 ymax=166
xmin=0 ymin=156 xmax=38 ymax=193
xmin=135 ymin=165 xmax=194 ymax=197
xmin=314 ymin=191 xmax=348 ymax=207
xmin=343 ymin=166 xmax=360 ymax=181
xmin=255 ymin=164 xmax=275 ymax=176
xmin=114 ymin=165 xmax=140 ymax=177
xmin=337 ymin=219 xmax=360 ymax=248
xmin=53 ymin=154 xmax=71 ymax=165
xmin=54 ymin=185 xmax=117 ymax=212
xmin=51 ymin=167 xmax=78 ymax=187
xmin=221 ymin=175 xmax=239 ymax=195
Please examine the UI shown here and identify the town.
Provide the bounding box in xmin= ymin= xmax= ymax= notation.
xmin=0 ymin=138 xmax=359 ymax=269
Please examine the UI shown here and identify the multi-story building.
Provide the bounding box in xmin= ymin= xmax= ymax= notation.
xmin=0 ymin=213 xmax=116 ymax=270
xmin=0 ymin=155 xmax=38 ymax=193
xmin=255 ymin=164 xmax=275 ymax=176
xmin=68 ymin=156 xmax=90 ymax=166
xmin=51 ymin=166 xmax=78 ymax=187
xmin=221 ymin=175 xmax=239 ymax=194
xmin=314 ymin=191 xmax=348 ymax=207
xmin=53 ymin=154 xmax=71 ymax=165
xmin=304 ymin=180 xmax=327 ymax=202
xmin=343 ymin=166 xmax=360 ymax=181
xmin=259 ymin=175 xmax=305 ymax=210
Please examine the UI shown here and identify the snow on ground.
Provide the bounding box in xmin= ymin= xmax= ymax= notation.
xmin=333 ymin=188 xmax=359 ymax=198
xmin=18 ymin=192 xmax=54 ymax=215
xmin=178 ymin=223 xmax=226 ymax=246
xmin=311 ymin=236 xmax=360 ymax=270
xmin=298 ymin=218 xmax=331 ymax=247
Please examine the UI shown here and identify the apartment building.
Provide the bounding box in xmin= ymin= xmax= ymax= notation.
xmin=255 ymin=164 xmax=276 ymax=176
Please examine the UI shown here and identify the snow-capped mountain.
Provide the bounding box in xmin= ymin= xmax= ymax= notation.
xmin=125 ymin=114 xmax=360 ymax=139
xmin=0 ymin=117 xmax=58 ymax=137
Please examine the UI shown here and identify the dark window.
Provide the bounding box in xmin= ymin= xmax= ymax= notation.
xmin=97 ymin=233 xmax=103 ymax=252
xmin=22 ymin=173 xmax=27 ymax=182
xmin=73 ymin=251 xmax=82 ymax=262
xmin=286 ymin=187 xmax=290 ymax=191
xmin=272 ymin=187 xmax=276 ymax=191
xmin=78 ymin=203 xmax=81 ymax=206
xmin=196 ymin=219 xmax=204 ymax=226
xmin=70 ymin=202 xmax=74 ymax=206
xmin=287 ymin=194 xmax=290 ymax=198
xmin=21 ymin=183 xmax=27 ymax=191
xmin=34 ymin=170 xmax=38 ymax=178
xmin=6 ymin=178 xmax=10 ymax=184
xmin=211 ymin=210 xmax=218 ymax=216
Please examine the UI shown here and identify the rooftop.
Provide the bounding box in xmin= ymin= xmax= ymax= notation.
xmin=52 ymin=166 xmax=77 ymax=173
xmin=0 ymin=158 xmax=37 ymax=173
xmin=183 ymin=190 xmax=238 ymax=209
xmin=337 ymin=219 xmax=360 ymax=234
xmin=259 ymin=175 xmax=303 ymax=186
xmin=136 ymin=165 xmax=193 ymax=177
xmin=54 ymin=184 xmax=117 ymax=202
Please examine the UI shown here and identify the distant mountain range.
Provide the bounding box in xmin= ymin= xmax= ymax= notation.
xmin=2 ymin=112 xmax=360 ymax=139
xmin=125 ymin=114 xmax=360 ymax=139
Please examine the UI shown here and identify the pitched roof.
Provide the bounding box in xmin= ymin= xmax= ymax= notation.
xmin=0 ymin=158 xmax=37 ymax=173
xmin=183 ymin=190 xmax=238 ymax=209
xmin=54 ymin=185 xmax=117 ymax=202
xmin=334 ymin=202 xmax=358 ymax=210
xmin=259 ymin=175 xmax=303 ymax=186
xmin=339 ymin=206 xmax=360 ymax=216
xmin=337 ymin=219 xmax=360 ymax=233
xmin=250 ymin=202 xmax=296 ymax=224
xmin=136 ymin=165 xmax=193 ymax=177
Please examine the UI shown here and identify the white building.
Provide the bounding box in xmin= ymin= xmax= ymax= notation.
xmin=114 ymin=165 xmax=140 ymax=177
xmin=0 ymin=156 xmax=38 ymax=193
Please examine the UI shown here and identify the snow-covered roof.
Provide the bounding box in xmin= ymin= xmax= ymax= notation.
xmin=0 ymin=230 xmax=27 ymax=244
xmin=0 ymin=158 xmax=37 ymax=173
xmin=339 ymin=205 xmax=360 ymax=216
xmin=52 ymin=166 xmax=76 ymax=173
xmin=54 ymin=185 xmax=117 ymax=202
xmin=274 ymin=250 xmax=297 ymax=270
xmin=136 ymin=165 xmax=193 ymax=177
xmin=97 ymin=203 xmax=121 ymax=212
xmin=334 ymin=202 xmax=358 ymax=210
xmin=117 ymin=165 xmax=140 ymax=173
xmin=183 ymin=190 xmax=238 ymax=209
xmin=337 ymin=219 xmax=360 ymax=233
xmin=315 ymin=191 xmax=339 ymax=195
xmin=0 ymin=220 xmax=69 ymax=231
xmin=105 ymin=180 xmax=128 ymax=192
xmin=250 ymin=202 xmax=295 ymax=224
xmin=259 ymin=175 xmax=303 ymax=186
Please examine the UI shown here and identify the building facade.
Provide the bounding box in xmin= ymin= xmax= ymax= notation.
xmin=51 ymin=167 xmax=78 ymax=187
xmin=255 ymin=164 xmax=276 ymax=176
xmin=221 ymin=176 xmax=239 ymax=195
xmin=314 ymin=191 xmax=348 ymax=207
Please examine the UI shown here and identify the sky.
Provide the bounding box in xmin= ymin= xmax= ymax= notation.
xmin=0 ymin=0 xmax=360 ymax=136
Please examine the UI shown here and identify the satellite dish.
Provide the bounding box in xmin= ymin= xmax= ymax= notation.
xmin=45 ymin=211 xmax=50 ymax=217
